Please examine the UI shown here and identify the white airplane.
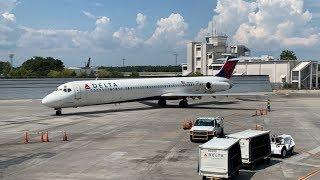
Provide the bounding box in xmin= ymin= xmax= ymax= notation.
xmin=42 ymin=57 xmax=238 ymax=115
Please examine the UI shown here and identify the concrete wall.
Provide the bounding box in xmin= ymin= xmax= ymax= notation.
xmin=216 ymin=75 xmax=272 ymax=94
xmin=235 ymin=61 xmax=299 ymax=84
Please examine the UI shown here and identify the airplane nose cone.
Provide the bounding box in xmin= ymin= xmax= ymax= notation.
xmin=42 ymin=96 xmax=50 ymax=106
xmin=42 ymin=93 xmax=59 ymax=108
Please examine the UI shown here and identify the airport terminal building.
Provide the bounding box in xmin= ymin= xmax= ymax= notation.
xmin=182 ymin=35 xmax=318 ymax=89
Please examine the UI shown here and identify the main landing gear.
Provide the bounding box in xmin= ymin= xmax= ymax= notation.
xmin=179 ymin=99 xmax=188 ymax=108
xmin=158 ymin=98 xmax=167 ymax=107
xmin=55 ymin=108 xmax=62 ymax=116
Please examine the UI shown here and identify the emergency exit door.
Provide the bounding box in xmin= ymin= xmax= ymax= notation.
xmin=74 ymin=85 xmax=82 ymax=100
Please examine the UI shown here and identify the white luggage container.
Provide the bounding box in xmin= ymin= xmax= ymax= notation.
xmin=227 ymin=129 xmax=271 ymax=168
xmin=198 ymin=137 xmax=242 ymax=179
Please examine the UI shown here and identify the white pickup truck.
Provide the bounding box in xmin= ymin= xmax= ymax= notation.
xmin=271 ymin=134 xmax=295 ymax=158
xmin=190 ymin=117 xmax=224 ymax=142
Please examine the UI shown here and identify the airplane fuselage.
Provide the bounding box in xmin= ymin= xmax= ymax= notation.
xmin=42 ymin=76 xmax=231 ymax=109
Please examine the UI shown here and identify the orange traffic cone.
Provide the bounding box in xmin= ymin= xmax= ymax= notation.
xmin=40 ymin=132 xmax=45 ymax=142
xmin=63 ymin=131 xmax=68 ymax=141
xmin=24 ymin=132 xmax=29 ymax=144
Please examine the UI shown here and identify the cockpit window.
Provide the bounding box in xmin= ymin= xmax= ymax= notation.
xmin=63 ymin=88 xmax=72 ymax=92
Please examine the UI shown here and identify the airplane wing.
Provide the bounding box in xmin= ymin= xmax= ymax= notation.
xmin=161 ymin=92 xmax=272 ymax=97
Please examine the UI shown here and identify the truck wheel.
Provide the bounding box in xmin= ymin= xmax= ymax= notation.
xmin=281 ymin=148 xmax=287 ymax=158
xmin=234 ymin=169 xmax=239 ymax=176
xmin=202 ymin=176 xmax=206 ymax=180
xmin=290 ymin=147 xmax=294 ymax=155
xmin=220 ymin=128 xmax=224 ymax=137
xmin=250 ymin=163 xmax=255 ymax=170
xmin=190 ymin=136 xmax=194 ymax=142
xmin=265 ymin=157 xmax=271 ymax=164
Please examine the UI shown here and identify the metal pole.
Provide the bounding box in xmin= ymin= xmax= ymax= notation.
xmin=9 ymin=53 xmax=15 ymax=67
xmin=173 ymin=53 xmax=178 ymax=66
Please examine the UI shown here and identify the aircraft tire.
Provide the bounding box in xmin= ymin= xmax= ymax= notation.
xmin=158 ymin=99 xmax=166 ymax=107
xmin=56 ymin=109 xmax=62 ymax=116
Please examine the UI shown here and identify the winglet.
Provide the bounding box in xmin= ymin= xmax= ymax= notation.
xmin=215 ymin=56 xmax=238 ymax=79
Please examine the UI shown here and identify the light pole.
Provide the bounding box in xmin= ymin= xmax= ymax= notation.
xmin=122 ymin=58 xmax=126 ymax=67
xmin=8 ymin=53 xmax=15 ymax=67
xmin=173 ymin=52 xmax=178 ymax=66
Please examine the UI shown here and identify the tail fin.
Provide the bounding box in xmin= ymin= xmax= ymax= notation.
xmin=215 ymin=56 xmax=238 ymax=79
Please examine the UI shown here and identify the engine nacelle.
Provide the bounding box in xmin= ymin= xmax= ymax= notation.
xmin=205 ymin=82 xmax=212 ymax=90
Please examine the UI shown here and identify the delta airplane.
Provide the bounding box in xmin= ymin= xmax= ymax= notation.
xmin=42 ymin=57 xmax=238 ymax=115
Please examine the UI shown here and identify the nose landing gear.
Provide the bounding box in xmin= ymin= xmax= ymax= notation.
xmin=179 ymin=99 xmax=188 ymax=108
xmin=55 ymin=108 xmax=62 ymax=116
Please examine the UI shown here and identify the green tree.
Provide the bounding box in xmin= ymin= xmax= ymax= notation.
xmin=97 ymin=69 xmax=110 ymax=78
xmin=47 ymin=70 xmax=61 ymax=78
xmin=21 ymin=56 xmax=64 ymax=76
xmin=7 ymin=68 xmax=32 ymax=78
xmin=98 ymin=65 xmax=182 ymax=72
xmin=189 ymin=71 xmax=203 ymax=76
xmin=280 ymin=50 xmax=297 ymax=60
xmin=130 ymin=71 xmax=140 ymax=78
xmin=60 ymin=69 xmax=76 ymax=77
xmin=77 ymin=71 xmax=87 ymax=78
xmin=3 ymin=65 xmax=11 ymax=77
xmin=0 ymin=61 xmax=12 ymax=75
xmin=109 ymin=71 xmax=124 ymax=78
xmin=47 ymin=69 xmax=76 ymax=78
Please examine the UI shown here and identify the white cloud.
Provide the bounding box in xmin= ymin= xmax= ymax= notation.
xmin=2 ymin=12 xmax=15 ymax=22
xmin=136 ymin=13 xmax=146 ymax=29
xmin=17 ymin=15 xmax=114 ymax=51
xmin=197 ymin=0 xmax=320 ymax=50
xmin=95 ymin=2 xmax=103 ymax=7
xmin=196 ymin=0 xmax=256 ymax=41
xmin=17 ymin=27 xmax=85 ymax=49
xmin=146 ymin=13 xmax=188 ymax=46
xmin=0 ymin=0 xmax=17 ymax=13
xmin=82 ymin=10 xmax=96 ymax=19
xmin=95 ymin=16 xmax=110 ymax=26
xmin=113 ymin=27 xmax=142 ymax=48
xmin=0 ymin=1 xmax=18 ymax=47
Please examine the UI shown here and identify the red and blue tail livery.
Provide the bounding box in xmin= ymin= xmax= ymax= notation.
xmin=216 ymin=56 xmax=238 ymax=79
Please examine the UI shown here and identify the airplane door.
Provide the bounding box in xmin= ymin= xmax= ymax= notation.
xmin=74 ymin=85 xmax=82 ymax=100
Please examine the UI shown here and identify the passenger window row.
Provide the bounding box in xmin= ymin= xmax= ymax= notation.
xmin=90 ymin=83 xmax=200 ymax=92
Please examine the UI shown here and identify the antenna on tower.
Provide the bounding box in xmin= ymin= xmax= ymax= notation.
xmin=214 ymin=21 xmax=217 ymax=35
xmin=211 ymin=21 xmax=214 ymax=36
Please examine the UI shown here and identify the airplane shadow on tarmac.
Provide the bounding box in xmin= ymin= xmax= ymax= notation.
xmin=58 ymin=106 xmax=157 ymax=116
xmin=58 ymin=100 xmax=256 ymax=116
xmin=0 ymin=152 xmax=56 ymax=170
xmin=141 ymin=100 xmax=257 ymax=111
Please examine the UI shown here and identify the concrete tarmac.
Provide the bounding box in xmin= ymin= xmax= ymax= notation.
xmin=0 ymin=96 xmax=319 ymax=180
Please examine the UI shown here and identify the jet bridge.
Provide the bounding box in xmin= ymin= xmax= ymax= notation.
xmin=291 ymin=61 xmax=318 ymax=89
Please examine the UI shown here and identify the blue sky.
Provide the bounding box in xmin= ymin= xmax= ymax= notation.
xmin=1 ymin=0 xmax=320 ymax=67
